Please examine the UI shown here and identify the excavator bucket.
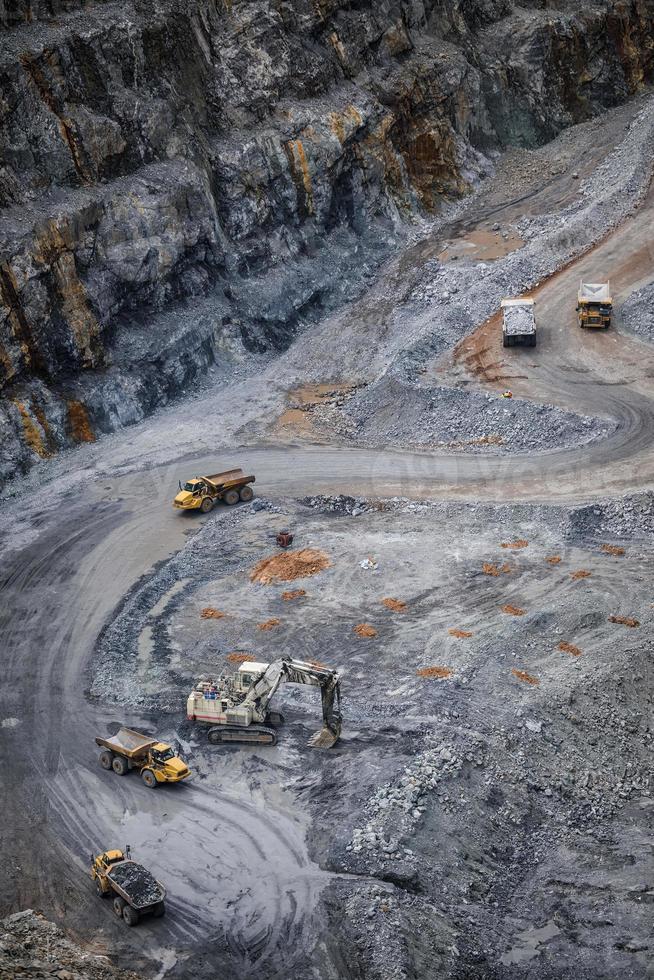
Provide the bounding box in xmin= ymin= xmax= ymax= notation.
xmin=308 ymin=679 xmax=342 ymax=749
xmin=308 ymin=717 xmax=341 ymax=749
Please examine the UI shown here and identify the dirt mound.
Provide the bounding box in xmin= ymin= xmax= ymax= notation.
xmin=559 ymin=641 xmax=582 ymax=657
xmin=250 ymin=548 xmax=331 ymax=584
xmin=609 ymin=615 xmax=640 ymax=627
xmin=483 ymin=562 xmax=512 ymax=576
xmin=258 ymin=618 xmax=281 ymax=631
xmin=571 ymin=570 xmax=592 ymax=580
xmin=546 ymin=555 xmax=562 ymax=565
xmin=201 ymin=607 xmax=226 ymax=619
xmin=512 ymin=669 xmax=539 ymax=685
xmin=501 ymin=539 xmax=529 ymax=549
xmin=448 ymin=628 xmax=473 ymax=638
xmin=602 ymin=544 xmax=626 ymax=556
xmin=282 ymin=589 xmax=307 ymax=601
xmin=1 ymin=910 xmax=141 ymax=980
xmin=502 ymin=604 xmax=526 ymax=616
xmin=382 ymin=597 xmax=407 ymax=612
xmin=227 ymin=652 xmax=254 ymax=663
xmin=354 ymin=623 xmax=377 ymax=638
xmin=417 ymin=666 xmax=453 ymax=679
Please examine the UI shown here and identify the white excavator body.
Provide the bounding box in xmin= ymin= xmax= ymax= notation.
xmin=187 ymin=657 xmax=341 ymax=748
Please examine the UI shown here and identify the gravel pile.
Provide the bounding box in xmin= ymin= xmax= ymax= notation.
xmin=619 ymin=283 xmax=654 ymax=343
xmin=333 ymin=377 xmax=612 ymax=454
xmin=0 ymin=910 xmax=142 ymax=980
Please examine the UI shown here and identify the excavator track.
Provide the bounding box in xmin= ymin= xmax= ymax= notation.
xmin=207 ymin=725 xmax=278 ymax=746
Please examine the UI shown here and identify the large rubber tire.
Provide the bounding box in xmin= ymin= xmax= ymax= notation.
xmin=223 ymin=489 xmax=239 ymax=506
xmin=502 ymin=336 xmax=509 ymax=348
xmin=239 ymin=485 xmax=254 ymax=502
xmin=96 ymin=878 xmax=108 ymax=898
xmin=122 ymin=905 xmax=139 ymax=927
xmin=99 ymin=751 xmax=113 ymax=770
xmin=141 ymin=769 xmax=157 ymax=789
xmin=529 ymin=334 xmax=537 ymax=347
xmin=200 ymin=497 xmax=214 ymax=514
xmin=112 ymin=756 xmax=128 ymax=776
xmin=152 ymin=901 xmax=166 ymax=918
xmin=113 ymin=896 xmax=125 ymax=918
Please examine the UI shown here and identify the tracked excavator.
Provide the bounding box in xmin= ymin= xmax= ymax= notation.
xmin=187 ymin=656 xmax=342 ymax=749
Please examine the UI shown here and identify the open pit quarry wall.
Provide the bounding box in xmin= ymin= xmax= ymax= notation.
xmin=0 ymin=0 xmax=653 ymax=483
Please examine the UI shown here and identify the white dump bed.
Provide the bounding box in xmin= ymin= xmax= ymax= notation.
xmin=501 ymin=298 xmax=536 ymax=336
xmin=578 ymin=281 xmax=611 ymax=303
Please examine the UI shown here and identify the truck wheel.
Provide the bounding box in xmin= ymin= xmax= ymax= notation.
xmin=112 ymin=756 xmax=128 ymax=776
xmin=530 ymin=334 xmax=537 ymax=347
xmin=96 ymin=878 xmax=108 ymax=898
xmin=152 ymin=901 xmax=166 ymax=918
xmin=122 ymin=905 xmax=139 ymax=927
xmin=141 ymin=769 xmax=157 ymax=789
xmin=113 ymin=896 xmax=125 ymax=918
xmin=239 ymin=485 xmax=254 ymax=502
xmin=99 ymin=751 xmax=113 ymax=770
xmin=200 ymin=497 xmax=214 ymax=514
xmin=224 ymin=489 xmax=239 ymax=506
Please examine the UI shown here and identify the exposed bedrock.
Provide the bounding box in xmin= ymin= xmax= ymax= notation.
xmin=1 ymin=0 xmax=653 ymax=482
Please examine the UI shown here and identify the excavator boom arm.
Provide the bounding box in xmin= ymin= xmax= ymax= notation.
xmin=242 ymin=657 xmax=342 ymax=748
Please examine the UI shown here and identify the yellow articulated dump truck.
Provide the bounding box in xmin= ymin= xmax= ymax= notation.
xmin=173 ymin=467 xmax=255 ymax=513
xmin=91 ymin=846 xmax=166 ymax=926
xmin=95 ymin=728 xmax=191 ymax=787
xmin=577 ymin=281 xmax=612 ymax=329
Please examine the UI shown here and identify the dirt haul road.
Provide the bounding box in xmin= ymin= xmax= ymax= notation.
xmin=2 ymin=135 xmax=654 ymax=977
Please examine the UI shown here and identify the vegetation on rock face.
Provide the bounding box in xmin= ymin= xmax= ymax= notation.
xmin=1 ymin=1 xmax=653 ymax=482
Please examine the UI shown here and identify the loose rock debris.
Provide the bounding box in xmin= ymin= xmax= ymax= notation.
xmin=512 ymin=669 xmax=539 ymax=685
xmin=602 ymin=543 xmax=626 ymax=556
xmin=448 ymin=628 xmax=473 ymax=638
xmin=502 ymin=604 xmax=526 ymax=616
xmin=250 ymin=548 xmax=331 ymax=584
xmin=558 ymin=641 xmax=582 ymax=657
xmin=201 ymin=607 xmax=226 ymax=619
xmin=354 ymin=623 xmax=377 ymax=638
xmin=381 ymin=597 xmax=407 ymax=612
xmin=501 ymin=539 xmax=529 ymax=549
xmin=258 ymin=618 xmax=281 ymax=631
xmin=282 ymin=589 xmax=307 ymax=601
xmin=608 ymin=615 xmax=640 ymax=627
xmin=417 ymin=666 xmax=453 ymax=679
xmin=571 ymin=570 xmax=592 ymax=580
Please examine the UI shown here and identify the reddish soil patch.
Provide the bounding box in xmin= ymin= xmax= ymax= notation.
xmin=502 ymin=604 xmax=526 ymax=616
xmin=558 ymin=641 xmax=582 ymax=657
xmin=501 ymin=540 xmax=529 ymax=550
xmin=571 ymin=570 xmax=592 ymax=581
xmin=601 ymin=544 xmax=626 ymax=556
xmin=282 ymin=589 xmax=307 ymax=601
xmin=608 ymin=615 xmax=640 ymax=628
xmin=483 ymin=562 xmax=512 ymax=577
xmin=512 ymin=669 xmax=539 ymax=686
xmin=448 ymin=628 xmax=473 ymax=638
xmin=546 ymin=556 xmax=562 ymax=565
xmin=201 ymin=607 xmax=226 ymax=619
xmin=382 ymin=598 xmax=407 ymax=612
xmin=250 ymin=548 xmax=331 ymax=584
xmin=226 ymin=652 xmax=254 ymax=664
xmin=417 ymin=666 xmax=453 ymax=679
xmin=258 ymin=618 xmax=281 ymax=631
xmin=354 ymin=623 xmax=377 ymax=638
xmin=67 ymin=399 xmax=95 ymax=443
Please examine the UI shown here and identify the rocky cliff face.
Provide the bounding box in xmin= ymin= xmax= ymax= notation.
xmin=1 ymin=0 xmax=653 ymax=482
